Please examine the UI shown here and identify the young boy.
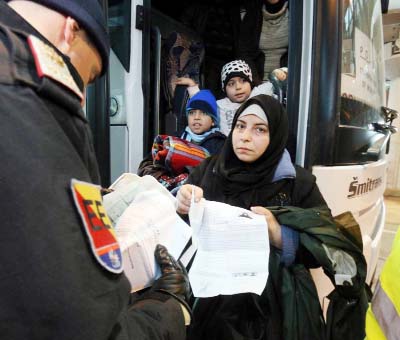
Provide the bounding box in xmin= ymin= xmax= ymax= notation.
xmin=180 ymin=89 xmax=226 ymax=154
xmin=138 ymin=89 xmax=226 ymax=192
xmin=176 ymin=59 xmax=274 ymax=135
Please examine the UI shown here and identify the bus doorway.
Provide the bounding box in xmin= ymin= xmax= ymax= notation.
xmin=89 ymin=0 xmax=397 ymax=296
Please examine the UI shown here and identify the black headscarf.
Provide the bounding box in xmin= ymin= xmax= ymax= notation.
xmin=215 ymin=94 xmax=288 ymax=195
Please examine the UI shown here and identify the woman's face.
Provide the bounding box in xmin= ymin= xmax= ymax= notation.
xmin=232 ymin=114 xmax=270 ymax=163
xmin=187 ymin=109 xmax=214 ymax=134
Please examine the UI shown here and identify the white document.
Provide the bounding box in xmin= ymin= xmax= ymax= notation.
xmin=188 ymin=199 xmax=270 ymax=297
xmin=103 ymin=173 xmax=175 ymax=226
xmin=103 ymin=174 xmax=192 ymax=292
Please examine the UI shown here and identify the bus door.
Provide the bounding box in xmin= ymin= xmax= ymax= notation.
xmin=107 ymin=0 xmax=141 ymax=183
xmin=144 ymin=7 xmax=203 ymax=153
xmin=99 ymin=1 xmax=396 ymax=286
xmin=106 ymin=0 xmax=203 ymax=183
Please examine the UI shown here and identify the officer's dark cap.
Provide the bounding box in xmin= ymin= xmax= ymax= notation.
xmin=19 ymin=0 xmax=110 ymax=76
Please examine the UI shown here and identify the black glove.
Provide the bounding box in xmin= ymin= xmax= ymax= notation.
xmin=152 ymin=244 xmax=190 ymax=299
xmin=152 ymin=244 xmax=192 ymax=324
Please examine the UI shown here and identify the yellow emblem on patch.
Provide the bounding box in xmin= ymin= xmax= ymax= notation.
xmin=28 ymin=35 xmax=83 ymax=101
xmin=71 ymin=179 xmax=123 ymax=274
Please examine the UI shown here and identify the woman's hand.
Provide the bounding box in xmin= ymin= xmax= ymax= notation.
xmin=250 ymin=206 xmax=282 ymax=249
xmin=176 ymin=184 xmax=203 ymax=214
xmin=175 ymin=77 xmax=197 ymax=87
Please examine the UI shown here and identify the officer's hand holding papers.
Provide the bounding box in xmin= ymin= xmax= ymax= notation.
xmin=102 ymin=174 xmax=192 ymax=292
xmin=188 ymin=188 xmax=270 ymax=298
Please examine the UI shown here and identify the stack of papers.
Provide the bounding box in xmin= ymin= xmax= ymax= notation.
xmin=103 ymin=174 xmax=192 ymax=292
xmin=102 ymin=173 xmax=270 ymax=296
xmin=103 ymin=173 xmax=174 ymax=226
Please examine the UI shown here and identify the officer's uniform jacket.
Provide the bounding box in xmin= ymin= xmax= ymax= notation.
xmin=0 ymin=2 xmax=185 ymax=339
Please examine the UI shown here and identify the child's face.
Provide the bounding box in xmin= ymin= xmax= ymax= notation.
xmin=187 ymin=109 xmax=214 ymax=134
xmin=232 ymin=114 xmax=270 ymax=163
xmin=225 ymin=77 xmax=252 ymax=103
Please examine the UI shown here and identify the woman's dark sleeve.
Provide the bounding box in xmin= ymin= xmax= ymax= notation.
xmin=292 ymin=166 xmax=330 ymax=210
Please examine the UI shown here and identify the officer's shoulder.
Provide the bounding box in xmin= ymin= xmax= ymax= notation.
xmin=28 ymin=35 xmax=83 ymax=100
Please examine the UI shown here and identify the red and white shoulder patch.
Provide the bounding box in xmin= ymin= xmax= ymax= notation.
xmin=28 ymin=35 xmax=83 ymax=101
xmin=71 ymin=179 xmax=123 ymax=274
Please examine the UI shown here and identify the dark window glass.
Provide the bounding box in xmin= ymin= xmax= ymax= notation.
xmin=340 ymin=0 xmax=385 ymax=127
xmin=108 ymin=0 xmax=132 ymax=72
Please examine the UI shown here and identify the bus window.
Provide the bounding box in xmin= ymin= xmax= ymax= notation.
xmin=340 ymin=0 xmax=385 ymax=128
xmin=108 ymin=0 xmax=132 ymax=72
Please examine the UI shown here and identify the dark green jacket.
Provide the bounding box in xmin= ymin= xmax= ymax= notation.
xmin=271 ymin=206 xmax=369 ymax=340
xmin=189 ymin=206 xmax=369 ymax=340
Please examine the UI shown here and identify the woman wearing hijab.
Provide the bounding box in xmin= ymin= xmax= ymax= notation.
xmin=177 ymin=93 xmax=326 ymax=218
xmin=176 ymin=94 xmax=330 ymax=338
xmin=175 ymin=94 xmax=366 ymax=339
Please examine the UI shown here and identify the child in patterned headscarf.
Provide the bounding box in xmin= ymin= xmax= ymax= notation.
xmin=176 ymin=59 xmax=275 ymax=136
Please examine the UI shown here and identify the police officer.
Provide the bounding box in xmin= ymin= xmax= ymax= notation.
xmin=0 ymin=1 xmax=191 ymax=339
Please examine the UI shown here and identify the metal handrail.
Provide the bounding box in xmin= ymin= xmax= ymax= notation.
xmin=152 ymin=26 xmax=161 ymax=136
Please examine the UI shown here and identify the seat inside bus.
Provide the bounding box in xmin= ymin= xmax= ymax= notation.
xmin=150 ymin=9 xmax=204 ymax=137
xmin=150 ymin=1 xmax=238 ymax=137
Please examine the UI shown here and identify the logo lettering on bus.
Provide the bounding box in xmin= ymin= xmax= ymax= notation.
xmin=347 ymin=176 xmax=382 ymax=198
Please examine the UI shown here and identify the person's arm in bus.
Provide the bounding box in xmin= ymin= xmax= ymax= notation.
xmin=175 ymin=77 xmax=200 ymax=97
xmin=250 ymin=81 xmax=275 ymax=97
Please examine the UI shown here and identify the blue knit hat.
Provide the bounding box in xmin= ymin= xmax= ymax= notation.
xmin=20 ymin=0 xmax=110 ymax=76
xmin=186 ymin=90 xmax=219 ymax=128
